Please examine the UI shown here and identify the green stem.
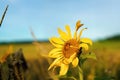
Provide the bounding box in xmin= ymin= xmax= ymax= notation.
xmin=68 ymin=76 xmax=77 ymax=80
xmin=78 ymin=66 xmax=83 ymax=80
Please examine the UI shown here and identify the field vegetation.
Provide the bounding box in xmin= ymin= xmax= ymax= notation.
xmin=0 ymin=38 xmax=120 ymax=80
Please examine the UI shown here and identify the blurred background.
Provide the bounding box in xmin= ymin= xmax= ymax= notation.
xmin=0 ymin=0 xmax=120 ymax=80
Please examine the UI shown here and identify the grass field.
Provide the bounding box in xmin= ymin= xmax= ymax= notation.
xmin=0 ymin=40 xmax=120 ymax=80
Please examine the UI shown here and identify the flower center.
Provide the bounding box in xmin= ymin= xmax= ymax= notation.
xmin=63 ymin=39 xmax=79 ymax=58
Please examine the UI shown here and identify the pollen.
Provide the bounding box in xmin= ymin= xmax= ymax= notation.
xmin=63 ymin=39 xmax=79 ymax=58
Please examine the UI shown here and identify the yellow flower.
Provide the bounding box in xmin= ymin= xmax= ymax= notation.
xmin=0 ymin=45 xmax=13 ymax=63
xmin=48 ymin=20 xmax=92 ymax=75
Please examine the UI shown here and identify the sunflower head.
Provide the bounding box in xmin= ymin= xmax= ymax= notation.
xmin=63 ymin=39 xmax=79 ymax=58
xmin=48 ymin=20 xmax=92 ymax=75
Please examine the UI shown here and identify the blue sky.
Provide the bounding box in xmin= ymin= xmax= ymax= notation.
xmin=0 ymin=0 xmax=120 ymax=42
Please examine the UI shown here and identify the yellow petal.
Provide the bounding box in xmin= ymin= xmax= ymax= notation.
xmin=62 ymin=58 xmax=71 ymax=64
xmin=48 ymin=56 xmax=63 ymax=70
xmin=80 ymin=38 xmax=92 ymax=46
xmin=49 ymin=52 xmax=63 ymax=58
xmin=69 ymin=53 xmax=77 ymax=62
xmin=77 ymin=28 xmax=87 ymax=41
xmin=51 ymin=37 xmax=64 ymax=45
xmin=79 ymin=43 xmax=89 ymax=51
xmin=49 ymin=48 xmax=62 ymax=54
xmin=60 ymin=63 xmax=69 ymax=75
xmin=49 ymin=38 xmax=63 ymax=48
xmin=58 ymin=28 xmax=69 ymax=41
xmin=62 ymin=53 xmax=77 ymax=67
xmin=72 ymin=57 xmax=79 ymax=67
xmin=76 ymin=20 xmax=84 ymax=31
xmin=73 ymin=31 xmax=77 ymax=39
xmin=65 ymin=25 xmax=72 ymax=39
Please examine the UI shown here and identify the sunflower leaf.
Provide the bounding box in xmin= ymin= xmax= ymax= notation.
xmin=79 ymin=58 xmax=87 ymax=66
xmin=80 ymin=52 xmax=97 ymax=60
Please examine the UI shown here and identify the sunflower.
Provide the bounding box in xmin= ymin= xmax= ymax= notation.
xmin=48 ymin=20 xmax=92 ymax=75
